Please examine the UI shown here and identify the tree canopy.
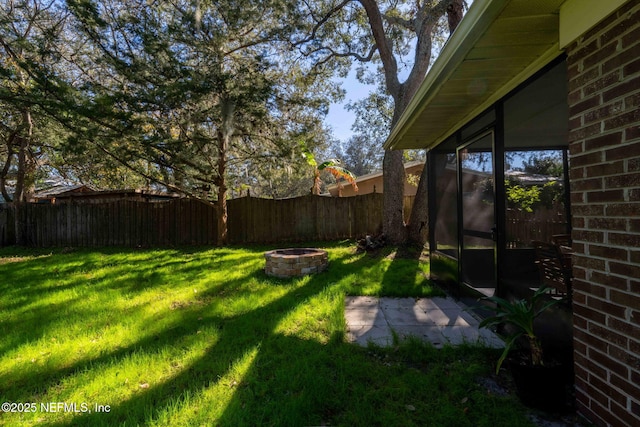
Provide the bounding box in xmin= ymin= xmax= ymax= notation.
xmin=1 ymin=0 xmax=342 ymax=243
xmin=289 ymin=0 xmax=466 ymax=244
xmin=1 ymin=0 xmax=466 ymax=246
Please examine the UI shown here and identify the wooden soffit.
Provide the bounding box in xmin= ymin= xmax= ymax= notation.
xmin=385 ymin=0 xmax=566 ymax=150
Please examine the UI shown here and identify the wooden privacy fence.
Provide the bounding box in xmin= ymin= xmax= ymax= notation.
xmin=0 ymin=204 xmax=15 ymax=247
xmin=1 ymin=195 xmax=569 ymax=249
xmin=2 ymin=199 xmax=217 ymax=247
xmin=0 ymin=193 xmax=385 ymax=247
xmin=505 ymin=208 xmax=568 ymax=247
xmin=227 ymin=193 xmax=383 ymax=244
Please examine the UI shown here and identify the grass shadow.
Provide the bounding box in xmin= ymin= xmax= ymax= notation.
xmin=1 ymin=243 xmax=537 ymax=426
xmin=43 ymin=258 xmax=346 ymax=426
xmin=378 ymin=245 xmax=444 ymax=297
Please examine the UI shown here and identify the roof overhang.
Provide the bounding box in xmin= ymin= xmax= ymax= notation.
xmin=385 ymin=0 xmax=628 ymax=151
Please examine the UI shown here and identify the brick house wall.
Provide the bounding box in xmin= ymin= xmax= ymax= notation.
xmin=566 ymin=1 xmax=640 ymax=426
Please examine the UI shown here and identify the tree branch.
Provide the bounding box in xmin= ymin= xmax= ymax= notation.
xmin=358 ymin=0 xmax=400 ymax=99
xmin=404 ymin=0 xmax=458 ymax=102
xmin=310 ymin=44 xmax=377 ymax=68
xmin=382 ymin=13 xmax=415 ymax=32
xmin=293 ymin=0 xmax=353 ymax=47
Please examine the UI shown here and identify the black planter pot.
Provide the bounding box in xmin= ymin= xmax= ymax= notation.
xmin=508 ymin=360 xmax=570 ymax=412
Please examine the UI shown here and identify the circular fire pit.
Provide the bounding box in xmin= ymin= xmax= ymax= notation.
xmin=264 ymin=248 xmax=328 ymax=278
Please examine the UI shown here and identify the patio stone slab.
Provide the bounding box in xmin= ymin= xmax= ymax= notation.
xmin=416 ymin=297 xmax=462 ymax=311
xmin=379 ymin=298 xmax=419 ymax=310
xmin=345 ymin=295 xmax=379 ymax=309
xmin=346 ymin=324 xmax=394 ymax=347
xmin=345 ymin=296 xmax=504 ymax=349
xmin=344 ymin=306 xmax=386 ymax=326
xmin=380 ymin=305 xmax=433 ymax=325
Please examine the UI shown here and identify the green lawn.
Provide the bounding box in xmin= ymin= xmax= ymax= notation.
xmin=0 ymin=242 xmax=535 ymax=426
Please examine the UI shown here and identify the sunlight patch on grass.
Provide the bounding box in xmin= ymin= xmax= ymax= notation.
xmin=150 ymin=346 xmax=260 ymax=426
xmin=5 ymin=323 xmax=222 ymax=426
xmin=0 ymin=243 xmax=534 ymax=426
xmin=272 ymin=284 xmax=344 ymax=344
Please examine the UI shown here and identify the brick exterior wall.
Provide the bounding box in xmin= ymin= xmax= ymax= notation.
xmin=566 ymin=1 xmax=640 ymax=426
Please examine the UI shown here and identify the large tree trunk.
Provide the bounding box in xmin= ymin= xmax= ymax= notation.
xmin=14 ymin=109 xmax=34 ymax=203
xmin=13 ymin=109 xmax=35 ymax=246
xmin=382 ymin=88 xmax=414 ymax=244
xmin=216 ymin=133 xmax=229 ymax=246
xmin=216 ymin=148 xmax=228 ymax=246
xmin=447 ymin=0 xmax=465 ymax=33
xmin=382 ymin=149 xmax=407 ymax=244
xmin=359 ymin=0 xmax=407 ymax=244
xmin=407 ymin=163 xmax=430 ymax=246
xmin=361 ymin=0 xmax=463 ymax=246
xmin=215 ymin=99 xmax=235 ymax=246
xmin=0 ymin=136 xmax=15 ymax=202
xmin=406 ymin=0 xmax=465 ymax=246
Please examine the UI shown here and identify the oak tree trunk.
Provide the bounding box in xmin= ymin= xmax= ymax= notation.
xmin=406 ymin=0 xmax=465 ymax=246
xmin=382 ymin=149 xmax=407 ymax=244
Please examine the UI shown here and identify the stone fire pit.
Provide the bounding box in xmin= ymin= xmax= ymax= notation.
xmin=264 ymin=248 xmax=328 ymax=278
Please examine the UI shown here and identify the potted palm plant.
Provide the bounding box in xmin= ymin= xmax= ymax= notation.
xmin=477 ymin=286 xmax=570 ymax=411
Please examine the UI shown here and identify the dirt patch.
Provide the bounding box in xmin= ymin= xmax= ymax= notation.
xmin=0 ymin=257 xmax=28 ymax=265
xmin=384 ymin=247 xmax=429 ymax=262
xmin=0 ymin=253 xmax=52 ymax=265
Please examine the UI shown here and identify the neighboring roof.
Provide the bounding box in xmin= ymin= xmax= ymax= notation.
xmin=384 ymin=0 xmax=626 ymax=151
xmin=33 ymin=184 xmax=92 ymax=199
xmin=504 ymin=170 xmax=559 ymax=186
xmin=325 ymin=160 xmax=424 ymax=191
xmin=446 ymin=162 xmax=559 ymax=185
xmin=31 ymin=185 xmax=182 ymax=201
xmin=52 ymin=189 xmax=182 ymax=199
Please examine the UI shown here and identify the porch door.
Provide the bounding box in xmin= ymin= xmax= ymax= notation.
xmin=458 ymin=130 xmax=497 ymax=296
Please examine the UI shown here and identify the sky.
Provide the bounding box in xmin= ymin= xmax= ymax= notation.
xmin=324 ymin=70 xmax=377 ymax=142
xmin=324 ymin=0 xmax=474 ymax=144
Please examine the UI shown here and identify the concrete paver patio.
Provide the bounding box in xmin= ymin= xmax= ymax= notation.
xmin=345 ymin=296 xmax=504 ymax=348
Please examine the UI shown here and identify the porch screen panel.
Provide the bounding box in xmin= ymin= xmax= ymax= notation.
xmin=501 ymin=58 xmax=570 ymax=291
xmin=432 ymin=151 xmax=458 ymax=257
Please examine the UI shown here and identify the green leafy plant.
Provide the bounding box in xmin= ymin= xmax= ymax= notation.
xmin=478 ymin=287 xmax=563 ymax=374
xmin=505 ymin=180 xmax=541 ymax=212
xmin=299 ymin=141 xmax=358 ymax=195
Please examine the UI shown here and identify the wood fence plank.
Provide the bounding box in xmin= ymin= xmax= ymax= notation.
xmin=89 ymin=204 xmax=95 ymax=246
xmin=192 ymin=200 xmax=198 ymax=245
xmin=69 ymin=203 xmax=76 ymax=246
xmin=192 ymin=200 xmax=198 ymax=244
xmin=43 ymin=205 xmax=49 ymax=246
xmin=70 ymin=203 xmax=76 ymax=246
xmin=158 ymin=202 xmax=164 ymax=245
xmin=151 ymin=203 xmax=157 ymax=246
xmin=85 ymin=204 xmax=90 ymax=246
xmin=181 ymin=199 xmax=188 ymax=245
xmin=85 ymin=204 xmax=91 ymax=247
xmin=39 ymin=205 xmax=46 ymax=246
